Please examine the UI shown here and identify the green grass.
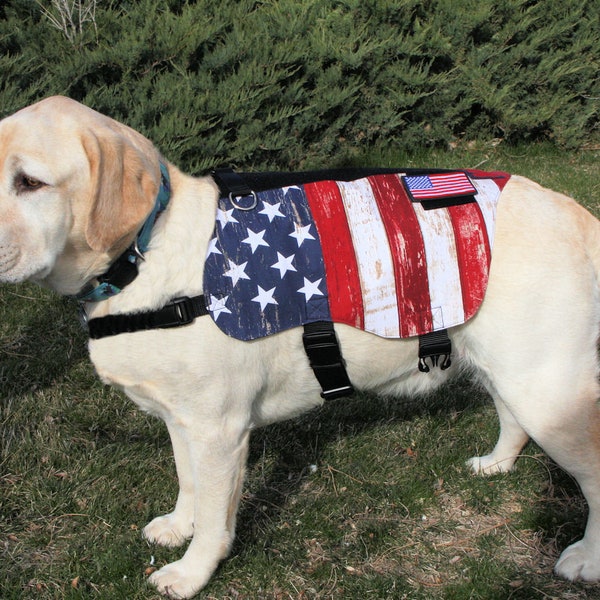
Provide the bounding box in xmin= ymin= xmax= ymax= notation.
xmin=2 ymin=143 xmax=600 ymax=599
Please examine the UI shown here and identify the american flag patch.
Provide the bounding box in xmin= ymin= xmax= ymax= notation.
xmin=402 ymin=172 xmax=477 ymax=200
xmin=204 ymin=170 xmax=510 ymax=341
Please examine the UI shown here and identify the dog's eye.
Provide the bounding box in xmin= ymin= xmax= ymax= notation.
xmin=16 ymin=174 xmax=46 ymax=193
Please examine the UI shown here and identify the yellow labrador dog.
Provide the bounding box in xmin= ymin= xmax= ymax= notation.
xmin=1 ymin=96 xmax=600 ymax=598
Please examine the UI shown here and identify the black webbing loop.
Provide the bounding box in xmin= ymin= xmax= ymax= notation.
xmin=302 ymin=321 xmax=354 ymax=400
xmin=87 ymin=295 xmax=208 ymax=340
xmin=212 ymin=167 xmax=253 ymax=196
xmin=418 ymin=329 xmax=452 ymax=372
xmin=212 ymin=168 xmax=258 ymax=210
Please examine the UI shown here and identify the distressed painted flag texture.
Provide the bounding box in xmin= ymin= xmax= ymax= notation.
xmin=203 ymin=170 xmax=510 ymax=341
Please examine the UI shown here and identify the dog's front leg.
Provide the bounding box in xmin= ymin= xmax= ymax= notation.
xmin=144 ymin=420 xmax=195 ymax=547
xmin=148 ymin=423 xmax=251 ymax=598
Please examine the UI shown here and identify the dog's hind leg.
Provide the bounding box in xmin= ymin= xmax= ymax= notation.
xmin=143 ymin=420 xmax=195 ymax=548
xmin=477 ymin=356 xmax=600 ymax=581
xmin=148 ymin=421 xmax=251 ymax=598
xmin=527 ymin=387 xmax=600 ymax=582
xmin=500 ymin=388 xmax=600 ymax=583
xmin=472 ymin=334 xmax=600 ymax=582
xmin=537 ymin=395 xmax=600 ymax=582
xmin=466 ymin=381 xmax=530 ymax=475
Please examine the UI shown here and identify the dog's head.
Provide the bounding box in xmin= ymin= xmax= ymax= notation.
xmin=0 ymin=96 xmax=161 ymax=295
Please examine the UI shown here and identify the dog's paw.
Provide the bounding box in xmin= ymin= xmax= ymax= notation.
xmin=466 ymin=454 xmax=513 ymax=475
xmin=148 ymin=560 xmax=209 ymax=599
xmin=143 ymin=513 xmax=193 ymax=548
xmin=555 ymin=540 xmax=600 ymax=582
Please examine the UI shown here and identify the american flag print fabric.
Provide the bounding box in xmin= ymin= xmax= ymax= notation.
xmin=203 ymin=170 xmax=510 ymax=341
xmin=403 ymin=172 xmax=477 ymax=200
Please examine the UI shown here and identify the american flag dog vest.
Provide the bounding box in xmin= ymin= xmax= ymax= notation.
xmin=204 ymin=169 xmax=511 ymax=341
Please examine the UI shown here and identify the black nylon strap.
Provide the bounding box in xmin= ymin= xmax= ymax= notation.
xmin=418 ymin=329 xmax=452 ymax=372
xmin=302 ymin=321 xmax=354 ymax=400
xmin=87 ymin=295 xmax=208 ymax=340
xmin=88 ymin=299 xmax=354 ymax=400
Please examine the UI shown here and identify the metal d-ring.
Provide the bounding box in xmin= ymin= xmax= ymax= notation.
xmin=131 ymin=239 xmax=146 ymax=261
xmin=229 ymin=191 xmax=258 ymax=211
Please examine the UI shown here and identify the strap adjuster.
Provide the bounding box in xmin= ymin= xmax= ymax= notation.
xmin=170 ymin=296 xmax=196 ymax=326
xmin=86 ymin=295 xmax=209 ymax=339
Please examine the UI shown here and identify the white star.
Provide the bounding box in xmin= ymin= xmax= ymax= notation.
xmin=224 ymin=259 xmax=250 ymax=286
xmin=297 ymin=277 xmax=324 ymax=302
xmin=271 ymin=252 xmax=297 ymax=278
xmin=281 ymin=185 xmax=302 ymax=195
xmin=242 ymin=228 xmax=269 ymax=253
xmin=207 ymin=295 xmax=232 ymax=321
xmin=216 ymin=208 xmax=239 ymax=228
xmin=206 ymin=237 xmax=221 ymax=257
xmin=252 ymin=285 xmax=278 ymax=310
xmin=259 ymin=201 xmax=285 ymax=222
xmin=289 ymin=223 xmax=315 ymax=247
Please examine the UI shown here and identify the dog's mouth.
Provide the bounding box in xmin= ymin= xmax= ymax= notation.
xmin=0 ymin=244 xmax=57 ymax=287
xmin=0 ymin=245 xmax=21 ymax=281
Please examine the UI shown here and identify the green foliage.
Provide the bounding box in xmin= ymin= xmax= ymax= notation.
xmin=1 ymin=0 xmax=598 ymax=170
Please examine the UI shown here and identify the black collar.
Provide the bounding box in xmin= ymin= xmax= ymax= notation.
xmin=76 ymin=163 xmax=172 ymax=303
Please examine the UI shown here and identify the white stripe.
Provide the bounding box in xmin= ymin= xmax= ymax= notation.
xmin=472 ymin=179 xmax=502 ymax=250
xmin=412 ymin=203 xmax=465 ymax=330
xmin=337 ymin=179 xmax=400 ymax=337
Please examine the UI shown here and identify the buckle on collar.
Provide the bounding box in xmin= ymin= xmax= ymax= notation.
xmin=131 ymin=239 xmax=146 ymax=262
xmin=78 ymin=303 xmax=89 ymax=329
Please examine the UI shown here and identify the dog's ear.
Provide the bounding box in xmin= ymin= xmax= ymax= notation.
xmin=82 ymin=126 xmax=160 ymax=253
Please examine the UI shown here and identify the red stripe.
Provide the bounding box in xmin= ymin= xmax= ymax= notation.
xmin=303 ymin=180 xmax=364 ymax=329
xmin=368 ymin=174 xmax=432 ymax=337
xmin=447 ymin=202 xmax=491 ymax=320
xmin=466 ymin=169 xmax=511 ymax=191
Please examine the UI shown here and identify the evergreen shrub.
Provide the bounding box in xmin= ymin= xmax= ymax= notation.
xmin=0 ymin=0 xmax=598 ymax=171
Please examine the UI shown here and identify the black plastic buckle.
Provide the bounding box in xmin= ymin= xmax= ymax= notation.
xmin=168 ymin=297 xmax=196 ymax=327
xmin=418 ymin=353 xmax=452 ymax=373
xmin=418 ymin=329 xmax=452 ymax=373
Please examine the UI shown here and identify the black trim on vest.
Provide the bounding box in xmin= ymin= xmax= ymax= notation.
xmin=212 ymin=166 xmax=459 ymax=198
